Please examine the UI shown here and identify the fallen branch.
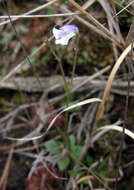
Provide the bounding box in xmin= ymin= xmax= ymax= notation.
xmin=0 ymin=76 xmax=134 ymax=95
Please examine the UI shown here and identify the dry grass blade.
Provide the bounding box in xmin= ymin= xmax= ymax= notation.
xmin=6 ymin=98 xmax=101 ymax=141
xmin=67 ymin=0 xmax=122 ymax=47
xmin=74 ymin=175 xmax=93 ymax=188
xmin=99 ymin=0 xmax=124 ymax=43
xmin=115 ymin=0 xmax=134 ymax=16
xmin=0 ymin=13 xmax=79 ymax=19
xmin=61 ymin=5 xmax=112 ymax=41
xmin=72 ymin=65 xmax=111 ymax=92
xmin=63 ymin=98 xmax=101 ymax=111
xmin=82 ymin=0 xmax=96 ymax=9
xmin=95 ymin=43 xmax=134 ymax=127
xmin=112 ymin=0 xmax=133 ymax=15
xmin=0 ymin=37 xmax=53 ymax=85
xmin=0 ymin=0 xmax=58 ymax=26
xmin=0 ymin=144 xmax=14 ymax=190
xmin=98 ymin=125 xmax=134 ymax=140
xmin=99 ymin=0 xmax=124 ymax=59
xmin=61 ymin=0 xmax=113 ymax=41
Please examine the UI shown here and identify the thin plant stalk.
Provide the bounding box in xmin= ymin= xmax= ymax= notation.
xmin=48 ymin=41 xmax=70 ymax=131
xmin=71 ymin=33 xmax=79 ymax=87
xmin=48 ymin=41 xmax=70 ymax=106
xmin=46 ymin=42 xmax=72 ymax=150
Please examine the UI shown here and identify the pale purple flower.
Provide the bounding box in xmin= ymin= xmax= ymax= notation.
xmin=52 ymin=24 xmax=79 ymax=45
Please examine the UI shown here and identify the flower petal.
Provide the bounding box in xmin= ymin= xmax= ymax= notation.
xmin=55 ymin=32 xmax=76 ymax=45
xmin=52 ymin=27 xmax=63 ymax=40
xmin=60 ymin=24 xmax=78 ymax=33
xmin=52 ymin=24 xmax=78 ymax=45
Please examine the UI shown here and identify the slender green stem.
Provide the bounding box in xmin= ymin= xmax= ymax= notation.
xmin=57 ymin=57 xmax=70 ymax=106
xmin=71 ymin=32 xmax=79 ymax=87
xmin=53 ymin=47 xmax=70 ymax=129
xmin=48 ymin=41 xmax=70 ymax=106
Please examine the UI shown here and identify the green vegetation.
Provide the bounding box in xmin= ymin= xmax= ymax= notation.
xmin=0 ymin=1 xmax=134 ymax=190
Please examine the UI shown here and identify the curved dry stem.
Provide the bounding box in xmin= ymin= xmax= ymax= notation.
xmin=94 ymin=43 xmax=133 ymax=128
xmin=97 ymin=125 xmax=134 ymax=140
xmin=6 ymin=98 xmax=101 ymax=141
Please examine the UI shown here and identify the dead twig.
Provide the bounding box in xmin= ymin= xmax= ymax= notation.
xmin=0 ymin=144 xmax=14 ymax=190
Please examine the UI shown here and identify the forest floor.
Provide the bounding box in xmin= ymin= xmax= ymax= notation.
xmin=0 ymin=1 xmax=134 ymax=190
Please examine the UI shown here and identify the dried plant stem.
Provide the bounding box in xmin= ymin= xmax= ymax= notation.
xmin=48 ymin=43 xmax=70 ymax=106
xmin=94 ymin=43 xmax=134 ymax=130
xmin=71 ymin=33 xmax=79 ymax=87
xmin=48 ymin=42 xmax=71 ymax=132
xmin=0 ymin=144 xmax=14 ymax=190
xmin=0 ymin=13 xmax=79 ymax=19
xmin=67 ymin=0 xmax=124 ymax=48
xmin=0 ymin=0 xmax=58 ymax=26
xmin=6 ymin=98 xmax=101 ymax=141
